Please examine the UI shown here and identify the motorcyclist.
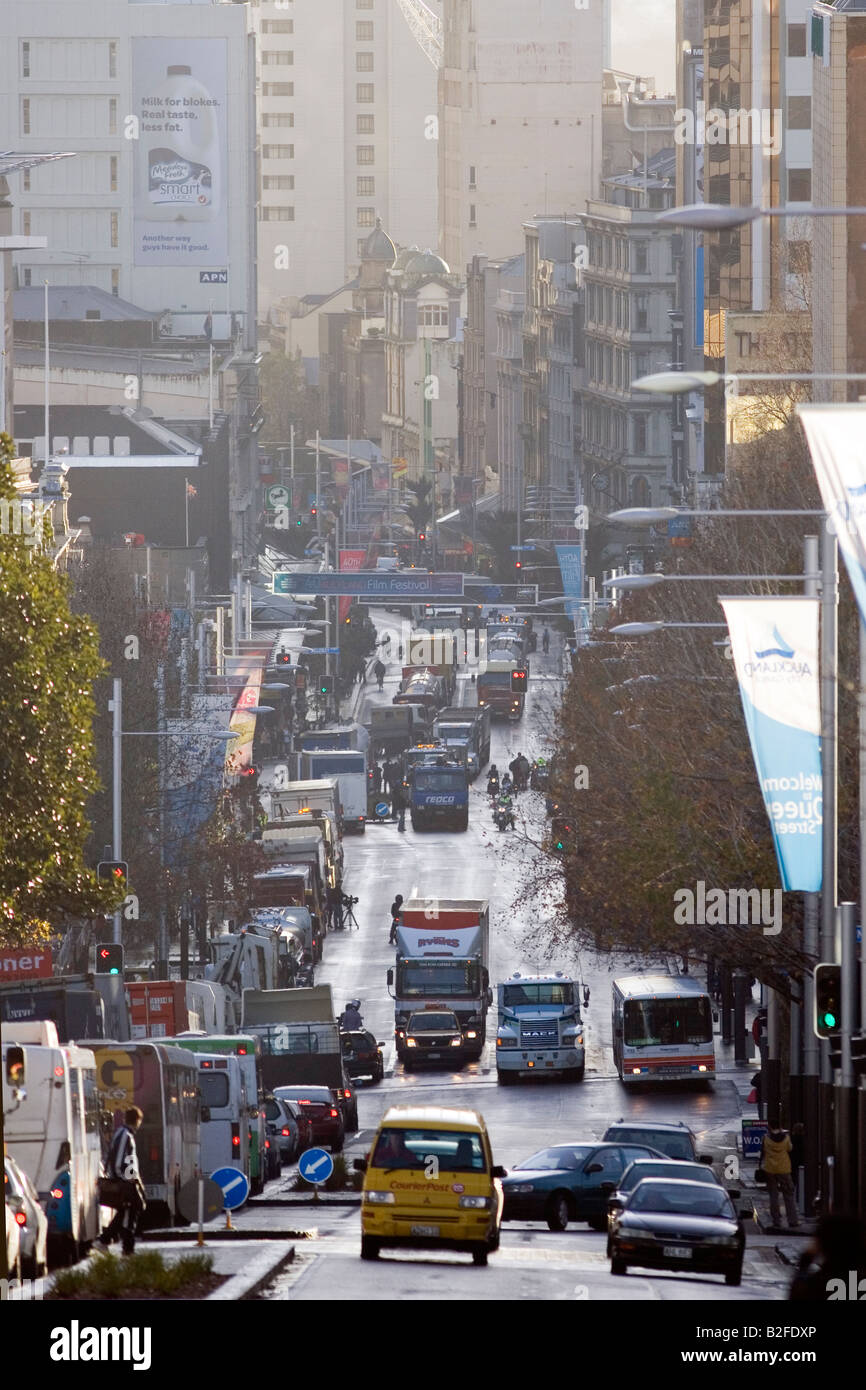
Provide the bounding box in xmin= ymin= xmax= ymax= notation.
xmin=501 ymin=772 xmax=513 ymax=796
xmin=340 ymin=1000 xmax=363 ymax=1030
xmin=487 ymin=765 xmax=500 ymax=797
xmin=494 ymin=794 xmax=515 ymax=830
xmin=542 ymin=628 xmax=550 ymax=654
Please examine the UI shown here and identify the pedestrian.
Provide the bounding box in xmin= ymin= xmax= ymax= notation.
xmin=789 ymin=1214 xmax=866 ymax=1301
xmin=750 ymin=1067 xmax=764 ymax=1122
xmin=373 ymin=658 xmax=386 ymax=691
xmin=760 ymin=1121 xmax=801 ymax=1232
xmin=371 ymin=763 xmax=383 ymax=795
xmin=384 ymin=758 xmax=399 ymax=796
xmin=389 ymin=894 xmax=404 ymax=944
xmin=100 ymin=1106 xmax=147 ymax=1255
xmin=542 ymin=627 xmax=550 ymax=654
xmin=357 ymin=662 xmax=366 ymax=685
xmin=391 ymin=777 xmax=407 ymax=832
xmin=203 ymin=312 xmax=213 ymax=341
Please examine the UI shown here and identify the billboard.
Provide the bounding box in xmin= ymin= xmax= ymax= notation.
xmin=132 ymin=37 xmax=228 ymax=267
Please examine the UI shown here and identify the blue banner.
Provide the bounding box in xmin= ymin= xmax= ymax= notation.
xmin=274 ymin=571 xmax=464 ymax=598
xmin=798 ymin=403 xmax=866 ymax=628
xmin=720 ymin=597 xmax=822 ymax=892
xmin=554 ymin=545 xmax=583 ymax=637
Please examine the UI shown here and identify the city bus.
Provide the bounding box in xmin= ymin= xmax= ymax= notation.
xmin=90 ymin=1041 xmax=200 ymax=1225
xmin=165 ymin=1034 xmax=267 ymax=1195
xmin=2 ymin=1021 xmax=103 ymax=1264
xmin=611 ymin=975 xmax=715 ymax=1084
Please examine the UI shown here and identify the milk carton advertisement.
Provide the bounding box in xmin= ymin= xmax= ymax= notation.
xmin=133 ymin=38 xmax=228 ymax=266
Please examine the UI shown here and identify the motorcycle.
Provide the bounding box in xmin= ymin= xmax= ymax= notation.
xmin=493 ymin=798 xmax=516 ymax=832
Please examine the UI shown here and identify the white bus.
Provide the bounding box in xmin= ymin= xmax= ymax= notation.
xmin=195 ymin=1053 xmax=251 ymax=1187
xmin=2 ymin=1021 xmax=103 ymax=1263
xmin=611 ymin=975 xmax=715 ymax=1084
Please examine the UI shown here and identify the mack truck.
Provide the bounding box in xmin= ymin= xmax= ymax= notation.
xmin=432 ymin=705 xmax=491 ymax=780
xmin=407 ymin=754 xmax=469 ymax=831
xmin=388 ymin=900 xmax=491 ymax=1062
xmin=495 ymin=972 xmax=585 ymax=1084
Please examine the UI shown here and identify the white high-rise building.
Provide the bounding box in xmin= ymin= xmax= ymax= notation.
xmin=439 ymin=0 xmax=606 ymax=274
xmin=1 ymin=0 xmax=257 ymax=343
xmin=254 ymin=0 xmax=439 ymax=319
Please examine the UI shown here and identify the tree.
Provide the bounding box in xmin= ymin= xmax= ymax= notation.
xmin=0 ymin=434 xmax=117 ymax=944
xmin=259 ymin=347 xmax=318 ymax=450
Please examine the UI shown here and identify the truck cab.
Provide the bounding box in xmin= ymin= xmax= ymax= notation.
xmin=495 ymin=972 xmax=585 ymax=1084
xmin=407 ymin=756 xmax=469 ymax=832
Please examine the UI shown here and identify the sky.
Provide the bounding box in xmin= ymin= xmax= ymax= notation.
xmin=612 ymin=0 xmax=675 ymax=96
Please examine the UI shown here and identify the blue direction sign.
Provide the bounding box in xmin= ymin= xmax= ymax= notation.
xmin=375 ymin=800 xmax=390 ymax=818
xmin=298 ymin=1147 xmax=334 ymax=1185
xmin=210 ymin=1166 xmax=250 ymax=1210
xmin=274 ymin=571 xmax=464 ymax=599
xmin=509 ymin=545 xmax=536 ymax=551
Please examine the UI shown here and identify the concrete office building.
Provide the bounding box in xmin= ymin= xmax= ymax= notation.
xmin=439 ymin=0 xmax=605 ymax=275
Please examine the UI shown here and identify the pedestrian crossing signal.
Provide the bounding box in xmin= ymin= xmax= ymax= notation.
xmin=97 ymin=860 xmax=128 ymax=889
xmin=96 ymin=944 xmax=124 ymax=976
xmin=814 ymin=963 xmax=841 ymax=1038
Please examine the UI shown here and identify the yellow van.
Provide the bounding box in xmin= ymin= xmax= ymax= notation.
xmin=357 ymin=1105 xmax=505 ymax=1265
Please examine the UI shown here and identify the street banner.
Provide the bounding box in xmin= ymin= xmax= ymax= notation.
xmin=720 ymin=596 xmax=822 ymax=891
xmin=554 ymin=544 xmax=583 ymax=635
xmin=798 ymin=402 xmax=866 ymax=627
xmin=371 ymin=456 xmax=390 ymax=492
xmin=392 ymin=456 xmax=408 ymax=479
xmin=338 ymin=549 xmax=366 ymax=624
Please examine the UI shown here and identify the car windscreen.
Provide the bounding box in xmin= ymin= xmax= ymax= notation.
xmin=408 ymin=1014 xmax=458 ymax=1032
xmin=199 ymin=1073 xmax=230 ymax=1110
xmin=513 ymin=1147 xmax=592 ymax=1172
xmin=502 ymin=983 xmax=574 ymax=1006
xmin=607 ymin=1129 xmax=695 ymax=1160
xmin=621 ymin=1162 xmax=711 ymax=1191
xmin=628 ymin=1184 xmax=733 ymax=1218
xmin=413 ymin=772 xmax=465 ymax=792
xmin=478 ymin=671 xmax=513 ymax=687
xmin=370 ymin=1127 xmax=486 ymax=1172
xmin=274 ymin=1087 xmax=331 ymax=1104
xmin=398 ymin=960 xmax=475 ymax=996
xmin=623 ymin=996 xmax=713 ymax=1047
xmin=306 ymin=755 xmax=365 ymax=775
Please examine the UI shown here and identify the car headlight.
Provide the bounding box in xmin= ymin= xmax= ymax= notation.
xmin=459 ymin=1195 xmax=491 ymax=1209
xmin=450 ymin=1037 xmax=462 ymax=1047
xmin=703 ymin=1235 xmax=738 ymax=1246
xmin=465 ymin=1030 xmax=477 ymax=1040
xmin=406 ymin=1038 xmax=417 ymax=1047
xmin=497 ymin=1036 xmax=517 ymax=1048
xmin=364 ymin=1190 xmax=396 ymax=1205
xmin=508 ymin=1183 xmax=535 ymax=1194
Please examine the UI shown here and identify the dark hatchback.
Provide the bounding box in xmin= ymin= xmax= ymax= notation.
xmin=501 ymin=1142 xmax=666 ymax=1231
xmin=340 ymin=1029 xmax=384 ymax=1083
xmin=609 ymin=1178 xmax=746 ymax=1285
xmin=402 ymin=1010 xmax=467 ymax=1069
xmin=273 ymin=1084 xmax=345 ymax=1152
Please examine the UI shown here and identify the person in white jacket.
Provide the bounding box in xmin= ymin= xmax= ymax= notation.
xmin=100 ymin=1106 xmax=147 ymax=1255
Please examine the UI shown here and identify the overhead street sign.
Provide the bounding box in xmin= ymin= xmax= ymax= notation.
xmin=510 ymin=545 xmax=537 ymax=551
xmin=274 ymin=571 xmax=464 ymax=598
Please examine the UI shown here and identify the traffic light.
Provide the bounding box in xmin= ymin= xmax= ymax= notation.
xmin=515 ymin=559 xmax=522 ymax=569
xmin=96 ymin=943 xmax=124 ymax=976
xmin=97 ymin=860 xmax=128 ymax=890
xmin=276 ymin=648 xmax=292 ymax=665
xmin=550 ymin=816 xmax=573 ymax=854
xmin=418 ymin=531 xmax=426 ymax=543
xmin=296 ymin=515 xmax=303 ymax=526
xmin=511 ymin=669 xmax=528 ymax=694
xmin=813 ymin=963 xmax=841 ymax=1038
xmin=5 ymin=1045 xmax=25 ymax=1091
xmin=310 ymin=505 xmax=318 ymax=519
xmin=319 ymin=675 xmax=334 ymax=696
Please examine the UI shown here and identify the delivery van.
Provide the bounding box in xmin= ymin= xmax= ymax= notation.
xmin=356 ymin=1104 xmax=505 ymax=1265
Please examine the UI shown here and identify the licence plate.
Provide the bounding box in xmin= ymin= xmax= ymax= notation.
xmin=411 ymin=1225 xmax=439 ymax=1237
xmin=663 ymin=1245 xmax=692 ymax=1258
xmin=426 ymin=1051 xmax=440 ymax=1059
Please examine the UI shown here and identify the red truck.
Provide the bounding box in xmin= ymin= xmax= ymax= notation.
xmin=125 ymin=981 xmax=210 ymax=1038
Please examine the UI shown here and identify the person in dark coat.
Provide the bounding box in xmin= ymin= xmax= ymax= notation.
xmin=390 ymin=777 xmax=407 ymax=832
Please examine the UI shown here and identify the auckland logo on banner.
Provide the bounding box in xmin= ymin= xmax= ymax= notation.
xmin=721 ymin=598 xmax=822 ymax=893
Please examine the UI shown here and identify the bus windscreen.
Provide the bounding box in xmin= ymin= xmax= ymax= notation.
xmin=623 ymin=996 xmax=713 ymax=1048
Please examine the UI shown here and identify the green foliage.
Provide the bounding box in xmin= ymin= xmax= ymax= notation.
xmin=0 ymin=434 xmax=116 ymax=944
xmin=51 ymin=1249 xmax=214 ymax=1298
xmin=259 ymin=348 xmax=317 ymax=449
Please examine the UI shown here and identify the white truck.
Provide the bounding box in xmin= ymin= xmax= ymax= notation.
xmin=298 ymin=750 xmax=367 ymax=832
xmin=495 ymin=972 xmax=585 ymax=1084
xmin=207 ymin=920 xmax=305 ymax=1030
xmin=388 ymin=899 xmax=491 ymax=1062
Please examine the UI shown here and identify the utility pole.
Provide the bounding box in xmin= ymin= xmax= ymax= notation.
xmin=802 ymin=534 xmax=821 ymax=1212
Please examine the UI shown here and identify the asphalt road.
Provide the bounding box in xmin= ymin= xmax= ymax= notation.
xmin=249 ymin=624 xmax=790 ymax=1301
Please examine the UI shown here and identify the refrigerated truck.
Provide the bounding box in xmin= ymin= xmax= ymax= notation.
xmin=389 ymin=900 xmax=491 ymax=1062
xmin=298 ymin=750 xmax=367 ymax=832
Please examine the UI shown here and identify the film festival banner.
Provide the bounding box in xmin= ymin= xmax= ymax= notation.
xmin=338 ymin=549 xmax=366 ymax=624
xmin=720 ymin=597 xmax=822 ymax=892
xmin=798 ymin=402 xmax=866 ymax=628
xmin=554 ymin=544 xmax=583 ymax=635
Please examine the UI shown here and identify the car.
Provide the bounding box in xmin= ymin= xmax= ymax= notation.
xmin=264 ymin=1094 xmax=304 ymax=1163
xmin=602 ymin=1120 xmax=713 ymax=1165
xmin=402 ymin=1010 xmax=466 ymax=1069
xmin=273 ymin=1085 xmax=345 ymax=1152
xmin=333 ymin=1080 xmax=359 ymax=1133
xmin=284 ymin=1098 xmax=315 ymax=1156
xmin=4 ymin=1156 xmax=48 ymax=1280
xmin=608 ymin=1178 xmax=746 ymax=1285
xmin=341 ymin=1029 xmax=385 ymax=1084
xmin=501 ymin=1142 xmax=667 ymax=1231
xmin=263 ymin=1133 xmax=282 ymax=1182
xmin=604 ymin=1158 xmax=728 ymax=1252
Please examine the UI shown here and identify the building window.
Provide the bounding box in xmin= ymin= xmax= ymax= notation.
xmin=631 ymin=476 xmax=651 ymax=506
xmin=111 ymin=268 xmax=119 ymax=297
xmin=357 ymin=0 xmax=374 ymax=8
xmin=633 ymin=414 xmax=648 ymax=453
xmin=110 ymin=155 xmax=118 ymax=192
xmin=469 ymin=165 xmax=476 ymax=188
xmin=263 ymin=51 xmax=294 ymax=65
xmin=108 ymin=40 xmax=117 ymax=78
xmin=21 ymin=211 xmax=31 ymax=235
xmin=22 ymin=98 xmax=30 ymax=134
xmin=357 ymin=176 xmax=375 ymax=195
xmin=23 ymin=268 xmax=31 ymax=287
xmin=357 ymin=207 xmax=376 ymax=227
xmin=264 ymin=174 xmax=295 ymax=190
xmin=110 ymin=211 xmax=119 ymax=248
xmin=356 ymin=21 xmax=374 ymax=39
xmin=633 ymin=241 xmax=649 ymax=273
xmin=262 ymin=206 xmax=295 ymax=221
xmin=356 ymin=83 xmax=375 ymax=102
xmin=263 ymin=113 xmax=294 ymax=127
xmin=604 ymin=236 xmax=613 ymax=268
xmin=21 ymin=41 xmax=30 ymax=78
xmin=108 ymin=97 xmax=117 ymax=135
xmin=357 ymin=114 xmax=374 ymax=133
xmin=263 ymin=82 xmax=294 ymax=97
xmin=263 ymin=145 xmax=294 ymax=159
xmin=418 ymin=304 xmax=449 ymax=327
xmin=634 ymin=294 xmax=648 ymax=331
xmin=787 ymin=23 xmax=807 ymax=57
xmin=787 ymin=96 xmax=811 ymax=130
xmin=262 ymin=19 xmax=294 ymax=33
xmin=356 ymin=145 xmax=375 ymax=164
xmin=356 ymin=52 xmax=374 ymax=71
xmin=469 ymin=203 xmax=477 ymax=226
xmin=358 ymin=239 xmax=367 ymax=257
xmin=788 ymin=168 xmax=811 ymax=201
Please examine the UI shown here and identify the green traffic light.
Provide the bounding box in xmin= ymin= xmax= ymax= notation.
xmin=822 ymin=1011 xmax=837 ymax=1029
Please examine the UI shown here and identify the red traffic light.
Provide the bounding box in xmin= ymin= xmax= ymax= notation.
xmin=515 ymin=560 xmax=522 ymax=569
